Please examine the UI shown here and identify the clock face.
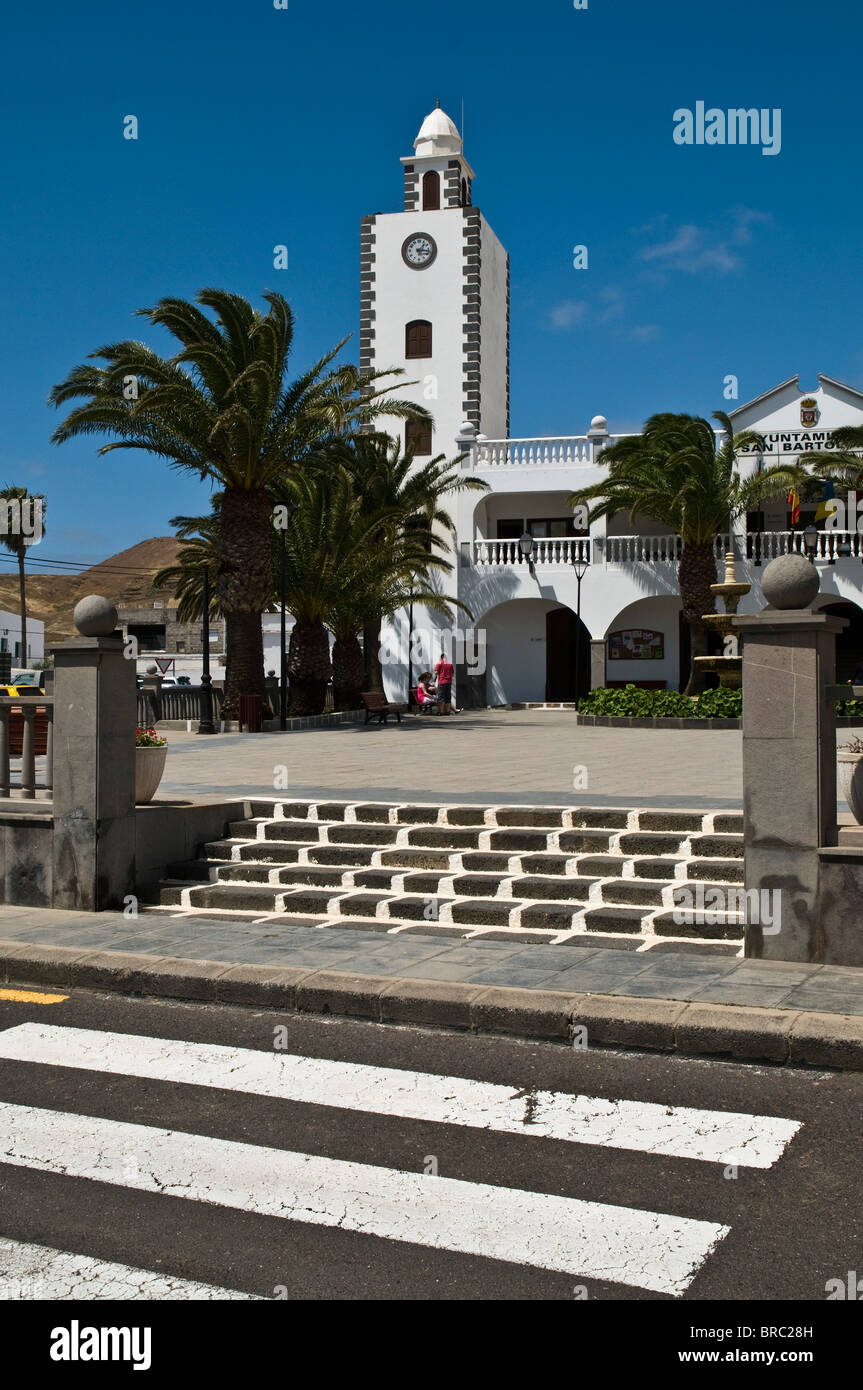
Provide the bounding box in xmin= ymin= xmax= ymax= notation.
xmin=402 ymin=234 xmax=437 ymax=269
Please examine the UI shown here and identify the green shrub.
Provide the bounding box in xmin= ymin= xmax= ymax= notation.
xmin=836 ymin=698 xmax=863 ymax=717
xmin=693 ymin=686 xmax=742 ymax=719
xmin=577 ymin=684 xmax=741 ymax=720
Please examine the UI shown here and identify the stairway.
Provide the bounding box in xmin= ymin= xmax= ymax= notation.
xmin=147 ymin=801 xmax=746 ymax=948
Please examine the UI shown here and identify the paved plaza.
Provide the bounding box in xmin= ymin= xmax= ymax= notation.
xmin=155 ymin=709 xmax=745 ymax=808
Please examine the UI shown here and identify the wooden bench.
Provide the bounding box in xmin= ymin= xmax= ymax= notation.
xmin=410 ymin=688 xmax=439 ymax=715
xmin=361 ymin=690 xmax=407 ymax=725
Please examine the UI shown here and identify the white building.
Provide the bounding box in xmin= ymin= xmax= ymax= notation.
xmin=370 ymin=108 xmax=863 ymax=702
xmin=0 ymin=607 xmax=44 ymax=667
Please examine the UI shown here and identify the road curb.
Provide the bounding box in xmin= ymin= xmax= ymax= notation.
xmin=3 ymin=939 xmax=863 ymax=1069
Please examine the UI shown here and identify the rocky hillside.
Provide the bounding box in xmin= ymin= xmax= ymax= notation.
xmin=0 ymin=538 xmax=181 ymax=647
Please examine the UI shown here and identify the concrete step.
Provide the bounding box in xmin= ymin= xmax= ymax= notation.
xmin=151 ymin=799 xmax=747 ymax=946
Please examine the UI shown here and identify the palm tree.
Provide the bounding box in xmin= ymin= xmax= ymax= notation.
xmin=319 ymin=431 xmax=488 ymax=690
xmin=153 ymin=512 xmax=225 ymax=623
xmin=798 ymin=426 xmax=863 ymax=491
xmin=273 ymin=464 xmax=460 ymax=715
xmin=0 ymin=485 xmax=46 ymax=668
xmin=48 ymin=289 xmax=428 ymax=714
xmin=569 ymin=412 xmax=803 ymax=694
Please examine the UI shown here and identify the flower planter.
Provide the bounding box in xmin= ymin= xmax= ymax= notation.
xmin=135 ymin=743 xmax=167 ymax=804
xmin=838 ymin=749 xmax=863 ymax=824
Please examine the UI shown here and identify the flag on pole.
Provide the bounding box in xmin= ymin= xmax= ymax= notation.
xmin=814 ymin=479 xmax=836 ymax=522
xmin=788 ymin=487 xmax=801 ymax=525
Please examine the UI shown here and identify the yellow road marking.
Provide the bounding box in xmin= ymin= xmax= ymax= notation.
xmin=0 ymin=988 xmax=68 ymax=1005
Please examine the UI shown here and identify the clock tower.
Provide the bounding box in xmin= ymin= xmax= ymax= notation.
xmin=360 ymin=105 xmax=510 ymax=460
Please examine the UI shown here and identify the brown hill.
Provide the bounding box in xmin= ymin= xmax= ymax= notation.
xmin=0 ymin=538 xmax=181 ymax=647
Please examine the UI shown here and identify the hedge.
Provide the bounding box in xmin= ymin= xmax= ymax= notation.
xmin=577 ymin=684 xmax=742 ymax=720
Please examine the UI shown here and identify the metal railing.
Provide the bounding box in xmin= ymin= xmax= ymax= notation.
xmin=137 ymin=685 xmax=225 ymax=725
xmin=472 ymin=537 xmax=591 ymax=567
xmin=0 ymin=695 xmax=53 ymax=800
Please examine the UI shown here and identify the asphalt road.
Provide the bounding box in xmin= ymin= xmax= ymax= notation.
xmin=0 ymin=986 xmax=861 ymax=1303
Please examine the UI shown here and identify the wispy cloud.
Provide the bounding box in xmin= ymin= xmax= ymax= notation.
xmin=637 ymin=208 xmax=772 ymax=276
xmin=548 ymin=287 xmax=658 ymax=343
xmin=548 ymin=300 xmax=588 ymax=329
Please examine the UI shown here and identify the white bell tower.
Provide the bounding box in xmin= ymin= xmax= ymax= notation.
xmin=360 ymin=104 xmax=510 ymax=461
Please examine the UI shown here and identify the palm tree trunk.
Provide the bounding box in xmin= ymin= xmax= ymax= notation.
xmin=684 ymin=621 xmax=710 ymax=696
xmin=363 ymin=621 xmax=383 ymax=691
xmin=288 ymin=618 xmax=331 ymax=716
xmin=217 ymin=488 xmax=272 ymax=716
xmin=333 ymin=634 xmax=364 ymax=710
xmin=17 ymin=544 xmax=27 ymax=666
xmin=679 ymin=541 xmax=719 ymax=697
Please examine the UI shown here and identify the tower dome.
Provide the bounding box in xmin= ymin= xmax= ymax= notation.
xmin=414 ymin=105 xmax=463 ymax=158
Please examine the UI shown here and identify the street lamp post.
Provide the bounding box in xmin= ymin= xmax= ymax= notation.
xmin=573 ymin=549 xmax=589 ymax=703
xmin=519 ymin=531 xmax=535 ymax=575
xmin=802 ymin=524 xmax=819 ymax=562
xmin=280 ymin=526 xmax=288 ymax=731
xmin=197 ymin=566 xmax=216 ymax=735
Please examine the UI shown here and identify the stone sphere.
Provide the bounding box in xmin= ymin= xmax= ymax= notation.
xmin=73 ymin=594 xmax=118 ymax=637
xmin=761 ymin=553 xmax=820 ymax=609
xmin=590 ymin=414 xmax=608 ymax=431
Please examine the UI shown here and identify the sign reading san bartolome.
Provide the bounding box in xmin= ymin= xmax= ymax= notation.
xmin=738 ymin=430 xmax=838 ymax=454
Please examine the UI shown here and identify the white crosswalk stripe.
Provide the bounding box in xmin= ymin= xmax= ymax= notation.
xmin=0 ymin=1024 xmax=801 ymax=1168
xmin=0 ymin=1101 xmax=727 ymax=1296
xmin=0 ymin=1021 xmax=804 ymax=1297
xmin=0 ymin=1237 xmax=255 ymax=1300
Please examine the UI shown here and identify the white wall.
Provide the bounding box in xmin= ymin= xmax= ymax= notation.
xmin=484 ymin=598 xmax=560 ymax=704
xmin=479 ymin=217 xmax=509 ymax=439
xmin=0 ymin=608 xmax=44 ymax=664
xmin=370 ymin=207 xmax=469 ymax=461
xmin=603 ymin=596 xmax=681 ymax=689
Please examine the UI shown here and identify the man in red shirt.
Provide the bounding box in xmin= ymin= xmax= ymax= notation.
xmin=434 ymin=652 xmax=456 ymax=715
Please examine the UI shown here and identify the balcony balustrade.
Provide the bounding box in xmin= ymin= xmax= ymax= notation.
xmin=472 ymin=537 xmax=591 ymax=567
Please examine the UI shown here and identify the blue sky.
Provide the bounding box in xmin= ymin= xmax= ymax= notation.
xmin=2 ymin=0 xmax=860 ymax=566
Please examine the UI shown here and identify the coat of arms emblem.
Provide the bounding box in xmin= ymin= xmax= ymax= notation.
xmin=800 ymin=397 xmax=819 ymax=427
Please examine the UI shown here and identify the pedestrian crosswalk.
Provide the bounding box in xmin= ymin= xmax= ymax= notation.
xmin=0 ymin=1237 xmax=255 ymax=1300
xmin=0 ymin=1020 xmax=803 ymax=1299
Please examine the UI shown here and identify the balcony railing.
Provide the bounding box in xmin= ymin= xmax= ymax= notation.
xmin=469 ymin=430 xmax=722 ymax=470
xmin=603 ymin=534 xmax=683 ymax=564
xmin=475 ymin=437 xmax=596 ymax=468
xmin=746 ymin=530 xmax=862 ymax=564
xmin=602 ymin=535 xmax=733 ymax=563
xmin=473 ymin=537 xmax=591 ymax=567
xmin=471 ymin=530 xmax=863 ymax=572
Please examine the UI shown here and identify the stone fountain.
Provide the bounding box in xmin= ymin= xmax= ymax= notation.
xmin=692 ymin=551 xmax=751 ymax=690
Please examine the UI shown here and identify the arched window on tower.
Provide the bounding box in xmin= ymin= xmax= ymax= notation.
xmin=461 ymin=178 xmax=467 ymax=207
xmin=422 ymin=170 xmax=440 ymax=211
xmin=405 ymin=320 xmax=432 ymax=359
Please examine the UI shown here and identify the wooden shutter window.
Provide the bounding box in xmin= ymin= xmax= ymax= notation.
xmin=405 ymin=319 xmax=432 ymax=359
xmin=422 ymin=171 xmax=440 ymax=210
xmin=406 ymin=419 xmax=433 ymax=456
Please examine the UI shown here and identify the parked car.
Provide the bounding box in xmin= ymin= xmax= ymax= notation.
xmin=0 ymin=683 xmax=44 ymax=697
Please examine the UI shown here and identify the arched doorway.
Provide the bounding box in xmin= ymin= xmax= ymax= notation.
xmin=546 ymin=606 xmax=590 ymax=701
xmin=481 ymin=598 xmax=592 ymax=705
xmin=605 ymin=596 xmax=683 ymax=691
xmin=817 ymin=599 xmax=863 ymax=682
